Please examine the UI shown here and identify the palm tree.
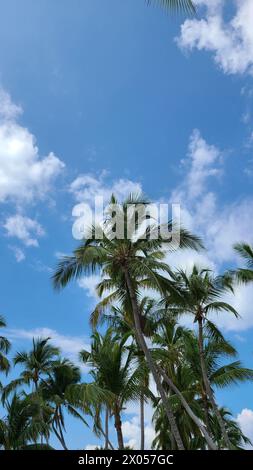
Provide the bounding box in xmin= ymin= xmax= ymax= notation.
xmin=152 ymin=403 xmax=251 ymax=450
xmin=0 ymin=316 xmax=10 ymax=377
xmin=152 ymin=403 xmax=173 ymax=450
xmin=40 ymin=358 xmax=87 ymax=450
xmin=0 ymin=393 xmax=51 ymax=450
xmin=53 ymin=193 xmax=203 ymax=450
xmin=100 ymin=298 xmax=156 ymax=450
xmin=183 ymin=328 xmax=253 ymax=448
xmin=233 ymin=243 xmax=253 ymax=284
xmin=80 ymin=329 xmax=144 ymax=449
xmin=152 ymin=318 xmax=212 ymax=449
xmin=13 ymin=337 xmax=60 ymax=391
xmin=169 ymin=266 xmax=239 ymax=448
xmin=209 ymin=408 xmax=252 ymax=450
xmin=2 ymin=337 xmax=60 ymax=446
xmin=152 ymin=319 xmax=253 ymax=449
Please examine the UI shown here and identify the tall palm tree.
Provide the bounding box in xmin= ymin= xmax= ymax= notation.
xmin=53 ymin=193 xmax=203 ymax=450
xmin=171 ymin=266 xmax=239 ymax=448
xmin=182 ymin=328 xmax=253 ymax=448
xmin=100 ymin=298 xmax=156 ymax=450
xmin=2 ymin=337 xmax=60 ymax=446
xmin=13 ymin=337 xmax=60 ymax=391
xmin=0 ymin=393 xmax=51 ymax=450
xmin=80 ymin=329 xmax=144 ymax=449
xmin=209 ymin=408 xmax=252 ymax=450
xmin=152 ymin=319 xmax=211 ymax=449
xmin=40 ymin=358 xmax=87 ymax=450
xmin=0 ymin=316 xmax=10 ymax=377
xmin=152 ymin=320 xmax=253 ymax=449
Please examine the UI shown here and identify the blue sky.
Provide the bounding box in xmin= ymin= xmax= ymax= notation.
xmin=0 ymin=0 xmax=253 ymax=449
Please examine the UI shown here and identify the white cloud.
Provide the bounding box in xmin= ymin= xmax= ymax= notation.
xmin=9 ymin=245 xmax=26 ymax=262
xmin=54 ymin=251 xmax=69 ymax=259
xmin=0 ymin=87 xmax=65 ymax=260
xmin=0 ymin=88 xmax=64 ymax=204
xmin=237 ymin=408 xmax=253 ymax=448
xmin=7 ymin=327 xmax=90 ymax=365
xmin=177 ymin=0 xmax=253 ymax=76
xmin=171 ymin=131 xmax=253 ymax=263
xmin=70 ymin=172 xmax=143 ymax=243
xmin=122 ymin=415 xmax=155 ymax=450
xmin=166 ymin=248 xmax=217 ymax=274
xmin=78 ymin=275 xmax=101 ymax=299
xmin=214 ymin=284 xmax=253 ymax=332
xmin=70 ymin=170 xmax=142 ymax=205
xmin=181 ymin=129 xmax=222 ymax=200
xmin=207 ymin=198 xmax=253 ymax=262
xmin=169 ymin=129 xmax=253 ymax=331
xmin=3 ymin=214 xmax=45 ymax=247
xmin=31 ymin=259 xmax=53 ymax=274
xmin=0 ymin=88 xmax=22 ymax=121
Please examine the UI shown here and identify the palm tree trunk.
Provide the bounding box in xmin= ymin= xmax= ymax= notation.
xmin=52 ymin=423 xmax=68 ymax=450
xmin=157 ymin=366 xmax=217 ymax=450
xmin=140 ymin=392 xmax=145 ymax=450
xmin=105 ymin=407 xmax=109 ymax=450
xmin=197 ymin=318 xmax=231 ymax=449
xmin=123 ymin=268 xmax=185 ymax=450
xmin=59 ymin=424 xmax=68 ymax=450
xmin=114 ymin=405 xmax=124 ymax=450
xmin=99 ymin=426 xmax=115 ymax=450
xmin=201 ymin=387 xmax=213 ymax=449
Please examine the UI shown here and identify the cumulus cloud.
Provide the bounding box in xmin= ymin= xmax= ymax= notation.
xmin=3 ymin=214 xmax=45 ymax=247
xmin=177 ymin=0 xmax=253 ymax=76
xmin=78 ymin=275 xmax=102 ymax=300
xmin=237 ymin=408 xmax=253 ymax=448
xmin=122 ymin=415 xmax=155 ymax=450
xmin=215 ymin=284 xmax=253 ymax=332
xmin=70 ymin=170 xmax=142 ymax=205
xmin=169 ymin=129 xmax=253 ymax=331
xmin=0 ymin=87 xmax=65 ymax=259
xmin=171 ymin=130 xmax=253 ymax=259
xmin=0 ymin=88 xmax=65 ymax=204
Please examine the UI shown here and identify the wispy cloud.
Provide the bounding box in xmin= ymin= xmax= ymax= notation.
xmin=6 ymin=327 xmax=90 ymax=367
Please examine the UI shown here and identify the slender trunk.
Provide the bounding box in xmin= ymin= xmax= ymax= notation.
xmin=170 ymin=433 xmax=176 ymax=450
xmin=198 ymin=318 xmax=231 ymax=449
xmin=59 ymin=423 xmax=68 ymax=450
xmin=201 ymin=387 xmax=213 ymax=450
xmin=52 ymin=423 xmax=68 ymax=450
xmin=54 ymin=406 xmax=69 ymax=450
xmin=99 ymin=425 xmax=115 ymax=450
xmin=140 ymin=393 xmax=145 ymax=450
xmin=157 ymin=366 xmax=217 ymax=450
xmin=105 ymin=407 xmax=109 ymax=450
xmin=34 ymin=376 xmax=45 ymax=446
xmin=124 ymin=268 xmax=185 ymax=450
xmin=114 ymin=405 xmax=124 ymax=450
